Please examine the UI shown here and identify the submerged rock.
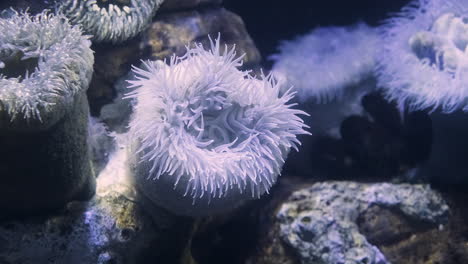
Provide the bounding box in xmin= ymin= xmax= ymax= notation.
xmin=140 ymin=7 xmax=261 ymax=70
xmin=276 ymin=181 xmax=449 ymax=264
xmin=0 ymin=138 xmax=193 ymax=264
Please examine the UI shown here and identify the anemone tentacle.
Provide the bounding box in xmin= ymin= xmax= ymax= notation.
xmin=270 ymin=23 xmax=379 ymax=103
xmin=0 ymin=10 xmax=93 ymax=122
xmin=56 ymin=0 xmax=164 ymax=43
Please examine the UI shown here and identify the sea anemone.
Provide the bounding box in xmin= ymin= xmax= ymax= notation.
xmin=377 ymin=0 xmax=468 ymax=112
xmin=0 ymin=9 xmax=93 ymax=126
xmin=56 ymin=0 xmax=165 ymax=43
xmin=270 ymin=23 xmax=379 ymax=103
xmin=127 ymin=36 xmax=309 ymax=216
xmin=0 ymin=10 xmax=95 ymax=218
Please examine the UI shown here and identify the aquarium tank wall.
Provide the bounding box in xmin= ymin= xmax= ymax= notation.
xmin=0 ymin=0 xmax=467 ymax=264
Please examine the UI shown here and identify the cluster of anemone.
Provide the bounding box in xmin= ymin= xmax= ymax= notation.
xmin=126 ymin=36 xmax=309 ymax=206
xmin=270 ymin=23 xmax=379 ymax=103
xmin=0 ymin=10 xmax=93 ymax=122
xmin=56 ymin=0 xmax=164 ymax=43
xmin=377 ymin=0 xmax=468 ymax=112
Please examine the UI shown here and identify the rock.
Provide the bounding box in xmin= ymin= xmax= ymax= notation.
xmin=87 ymin=39 xmax=142 ymax=116
xmin=99 ymin=73 xmax=136 ymax=134
xmin=140 ymin=7 xmax=261 ymax=70
xmin=0 ymin=136 xmax=194 ymax=264
xmin=88 ymin=7 xmax=261 ymax=117
xmin=88 ymin=117 xmax=115 ymax=174
xmin=160 ymin=0 xmax=222 ymax=11
xmin=276 ymin=181 xmax=449 ymax=264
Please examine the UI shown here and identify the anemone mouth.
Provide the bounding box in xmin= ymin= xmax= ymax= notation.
xmin=410 ymin=13 xmax=468 ymax=73
xmin=378 ymin=0 xmax=468 ymax=112
xmin=172 ymin=91 xmax=255 ymax=152
xmin=0 ymin=52 xmax=39 ymax=80
xmin=57 ymin=0 xmax=164 ymax=43
xmin=128 ymin=37 xmax=309 ymax=200
xmin=0 ymin=10 xmax=94 ymax=122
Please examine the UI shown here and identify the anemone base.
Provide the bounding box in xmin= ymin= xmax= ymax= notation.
xmin=0 ymin=92 xmax=95 ymax=220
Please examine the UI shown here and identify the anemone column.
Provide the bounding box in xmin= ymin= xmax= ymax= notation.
xmin=0 ymin=11 xmax=95 ymax=218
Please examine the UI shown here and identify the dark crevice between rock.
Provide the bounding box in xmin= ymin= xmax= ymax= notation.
xmin=357 ymin=205 xmax=437 ymax=247
xmin=87 ymin=38 xmax=142 ymax=116
xmin=190 ymin=176 xmax=304 ymax=264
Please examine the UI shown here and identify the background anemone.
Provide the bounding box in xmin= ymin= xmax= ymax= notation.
xmin=127 ymin=36 xmax=309 ymax=216
xmin=377 ymin=0 xmax=468 ymax=112
xmin=56 ymin=0 xmax=165 ymax=43
xmin=0 ymin=10 xmax=93 ymax=127
xmin=270 ymin=23 xmax=379 ymax=103
xmin=0 ymin=10 xmax=95 ymax=218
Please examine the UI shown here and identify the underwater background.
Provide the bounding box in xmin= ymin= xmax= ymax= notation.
xmin=1 ymin=0 xmax=468 ymax=263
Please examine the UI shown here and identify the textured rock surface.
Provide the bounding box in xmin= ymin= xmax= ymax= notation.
xmin=141 ymin=7 xmax=261 ymax=70
xmin=87 ymin=39 xmax=142 ymax=116
xmin=276 ymin=181 xmax=449 ymax=264
xmin=0 ymin=138 xmax=193 ymax=264
xmin=88 ymin=117 xmax=115 ymax=174
xmin=99 ymin=74 xmax=136 ymax=134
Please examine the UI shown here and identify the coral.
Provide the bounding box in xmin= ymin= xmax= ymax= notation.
xmin=56 ymin=0 xmax=165 ymax=43
xmin=0 ymin=10 xmax=93 ymax=125
xmin=377 ymin=0 xmax=468 ymax=112
xmin=270 ymin=23 xmax=379 ymax=103
xmin=127 ymin=36 xmax=309 ymax=216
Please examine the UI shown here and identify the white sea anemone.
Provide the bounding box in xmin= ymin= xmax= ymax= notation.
xmin=377 ymin=0 xmax=468 ymax=112
xmin=56 ymin=0 xmax=164 ymax=43
xmin=127 ymin=36 xmax=309 ymax=215
xmin=270 ymin=23 xmax=379 ymax=103
xmin=0 ymin=10 xmax=93 ymax=125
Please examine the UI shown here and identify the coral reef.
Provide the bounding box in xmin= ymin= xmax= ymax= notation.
xmin=277 ymin=181 xmax=449 ymax=264
xmin=270 ymin=23 xmax=379 ymax=103
xmin=0 ymin=10 xmax=95 ymax=218
xmin=56 ymin=0 xmax=165 ymax=43
xmin=377 ymin=0 xmax=468 ymax=112
xmin=127 ymin=36 xmax=309 ymax=216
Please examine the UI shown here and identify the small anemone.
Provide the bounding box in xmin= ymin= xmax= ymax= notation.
xmin=56 ymin=0 xmax=164 ymax=43
xmin=0 ymin=10 xmax=93 ymax=124
xmin=270 ymin=23 xmax=379 ymax=103
xmin=126 ymin=36 xmax=310 ymax=204
xmin=377 ymin=0 xmax=468 ymax=112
